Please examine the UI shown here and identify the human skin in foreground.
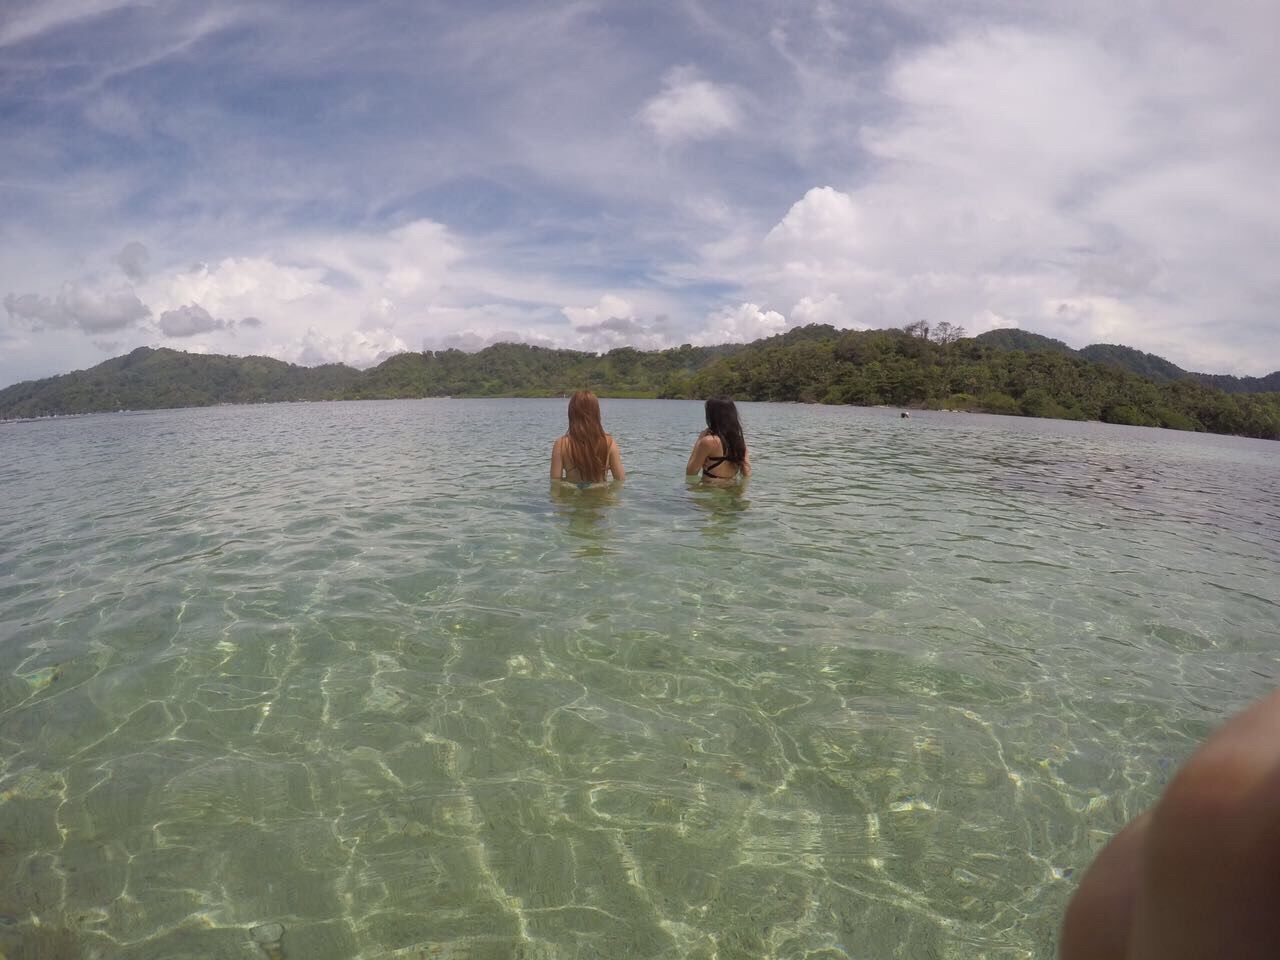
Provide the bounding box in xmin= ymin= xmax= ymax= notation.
xmin=1060 ymin=688 xmax=1280 ymax=959
xmin=686 ymin=397 xmax=752 ymax=480
xmin=550 ymin=390 xmax=624 ymax=483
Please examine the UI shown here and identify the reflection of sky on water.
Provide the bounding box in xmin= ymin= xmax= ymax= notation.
xmin=549 ymin=480 xmax=623 ymax=556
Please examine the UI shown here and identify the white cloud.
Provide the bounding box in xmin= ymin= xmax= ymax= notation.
xmin=118 ymin=219 xmax=566 ymax=367
xmin=129 ymin=225 xmax=458 ymax=365
xmin=765 ymin=187 xmax=861 ymax=257
xmin=691 ymin=302 xmax=789 ymax=345
xmin=551 ymin=294 xmax=691 ymax=352
xmin=562 ymin=294 xmax=634 ymax=328
xmin=149 ymin=257 xmax=326 ymax=317
xmin=573 ymin=315 xmax=674 ymax=353
xmin=683 ymin=20 xmax=1280 ymax=374
xmin=641 ymin=68 xmax=742 ymax=143
xmin=2 ymin=2 xmax=1277 ymax=386
xmin=295 ymin=326 xmax=410 ymax=368
xmin=790 ymin=293 xmax=854 ymax=328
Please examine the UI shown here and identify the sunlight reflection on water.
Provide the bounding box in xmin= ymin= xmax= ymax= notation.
xmin=1 ymin=399 xmax=1277 ymax=959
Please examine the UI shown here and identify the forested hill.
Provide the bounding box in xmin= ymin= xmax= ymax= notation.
xmin=1076 ymin=344 xmax=1190 ymax=383
xmin=0 ymin=342 xmax=733 ymax=416
xmin=679 ymin=326 xmax=1278 ymax=439
xmin=0 ymin=348 xmax=362 ymax=417
xmin=2 ymin=329 xmax=1278 ymax=440
xmin=971 ymin=329 xmax=1075 ymax=355
xmin=974 ymin=331 xmax=1280 ymax=393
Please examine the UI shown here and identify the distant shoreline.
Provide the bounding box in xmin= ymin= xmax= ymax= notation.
xmin=4 ymin=394 xmax=1275 ymax=443
xmin=3 ymin=330 xmax=1277 ymax=440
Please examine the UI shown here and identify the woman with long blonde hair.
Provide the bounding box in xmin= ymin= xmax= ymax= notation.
xmin=550 ymin=391 xmax=625 ymax=485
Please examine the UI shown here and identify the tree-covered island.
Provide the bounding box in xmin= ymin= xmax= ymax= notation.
xmin=2 ymin=324 xmax=1277 ymax=440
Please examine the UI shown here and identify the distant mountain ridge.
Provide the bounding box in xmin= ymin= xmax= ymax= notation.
xmin=2 ymin=329 xmax=1277 ymax=441
xmin=973 ymin=330 xmax=1280 ymax=393
xmin=0 ymin=347 xmax=361 ymax=417
xmin=0 ymin=341 xmax=728 ymax=418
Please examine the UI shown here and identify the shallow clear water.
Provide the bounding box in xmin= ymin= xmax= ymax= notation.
xmin=1 ymin=399 xmax=1277 ymax=959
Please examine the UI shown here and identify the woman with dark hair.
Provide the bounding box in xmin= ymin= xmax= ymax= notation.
xmin=551 ymin=391 xmax=625 ymax=485
xmin=686 ymin=397 xmax=751 ymax=481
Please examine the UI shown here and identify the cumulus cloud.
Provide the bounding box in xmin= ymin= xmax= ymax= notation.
xmin=697 ymin=18 xmax=1280 ymax=372
xmin=691 ymin=302 xmax=790 ymax=345
xmin=158 ymin=302 xmax=224 ymax=337
xmin=641 ymin=68 xmax=742 ymax=143
xmin=4 ymin=283 xmax=150 ymax=332
xmin=114 ymin=241 xmax=150 ymax=282
xmin=557 ymin=294 xmax=685 ymax=351
xmin=424 ymin=315 xmax=675 ymax=355
xmin=2 ymin=3 xmax=1277 ymax=386
xmin=0 ymin=218 xmax=470 ymax=378
xmin=153 ymin=256 xmax=327 ymax=315
xmin=790 ymin=293 xmax=855 ymax=328
xmin=574 ymin=315 xmax=675 ymax=352
xmin=562 ymin=294 xmax=635 ymax=328
xmin=295 ymin=326 xmax=410 ymax=368
xmin=764 ymin=187 xmax=861 ymax=257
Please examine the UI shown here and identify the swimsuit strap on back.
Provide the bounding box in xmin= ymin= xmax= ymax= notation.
xmin=702 ymin=456 xmax=732 ymax=477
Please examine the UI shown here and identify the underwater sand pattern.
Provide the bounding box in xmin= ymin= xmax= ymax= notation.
xmin=1 ymin=400 xmax=1277 ymax=958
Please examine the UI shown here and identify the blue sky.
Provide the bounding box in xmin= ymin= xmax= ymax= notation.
xmin=2 ymin=0 xmax=1277 ymax=387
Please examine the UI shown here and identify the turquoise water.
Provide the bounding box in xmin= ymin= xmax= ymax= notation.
xmin=1 ymin=399 xmax=1277 ymax=959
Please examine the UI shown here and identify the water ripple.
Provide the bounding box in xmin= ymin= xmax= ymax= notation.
xmin=1 ymin=400 xmax=1277 ymax=959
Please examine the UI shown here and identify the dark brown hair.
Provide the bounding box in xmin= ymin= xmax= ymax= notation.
xmin=705 ymin=397 xmax=746 ymax=463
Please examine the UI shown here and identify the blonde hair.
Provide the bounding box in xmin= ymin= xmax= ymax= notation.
xmin=565 ymin=391 xmax=609 ymax=482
